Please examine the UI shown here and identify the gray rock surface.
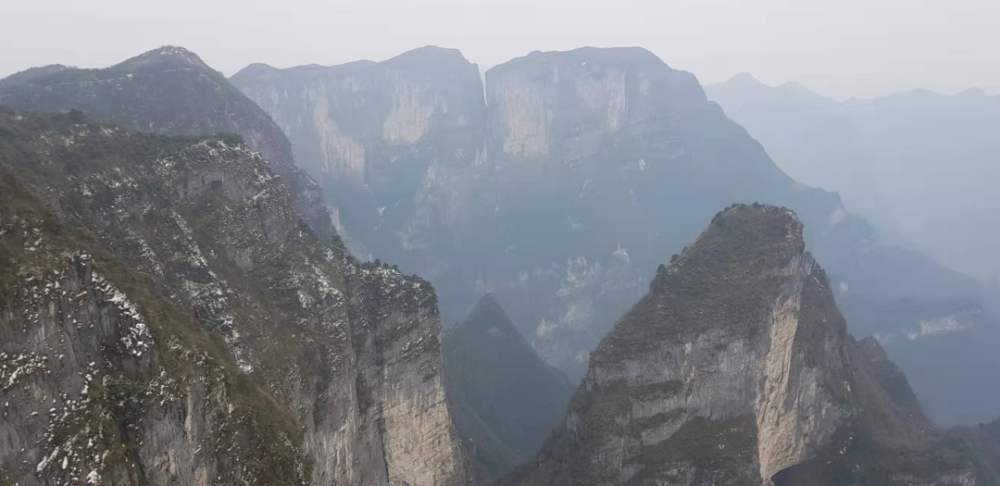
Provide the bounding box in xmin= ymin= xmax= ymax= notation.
xmin=230 ymin=46 xmax=487 ymax=266
xmin=502 ymin=205 xmax=995 ymax=486
xmin=0 ymin=110 xmax=466 ymax=485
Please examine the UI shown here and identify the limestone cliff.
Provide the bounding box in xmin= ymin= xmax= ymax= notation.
xmin=503 ymin=204 xmax=994 ymax=486
xmin=0 ymin=46 xmax=334 ymax=240
xmin=230 ymin=46 xmax=487 ymax=267
xmin=0 ymin=110 xmax=465 ymax=485
xmin=478 ymin=48 xmax=846 ymax=378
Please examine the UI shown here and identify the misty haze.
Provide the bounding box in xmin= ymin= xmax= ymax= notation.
xmin=1 ymin=1 xmax=998 ymax=485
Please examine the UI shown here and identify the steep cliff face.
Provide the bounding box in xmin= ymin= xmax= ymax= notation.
xmin=231 ymin=46 xmax=487 ymax=266
xmin=232 ymin=46 xmax=994 ymax=428
xmin=486 ymin=48 xmax=721 ymax=165
xmin=706 ymin=75 xmax=1000 ymax=426
xmin=443 ymin=294 xmax=573 ymax=481
xmin=503 ymin=205 xmax=993 ymax=486
xmin=479 ymin=48 xmax=846 ymax=377
xmin=0 ymin=46 xmax=334 ymax=240
xmin=234 ymin=46 xmax=841 ymax=377
xmin=0 ymin=110 xmax=465 ymax=485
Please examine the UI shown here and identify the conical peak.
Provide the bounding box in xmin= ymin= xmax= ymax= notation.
xmin=461 ymin=293 xmax=514 ymax=332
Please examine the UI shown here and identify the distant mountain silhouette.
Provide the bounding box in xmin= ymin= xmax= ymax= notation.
xmin=443 ymin=294 xmax=573 ymax=481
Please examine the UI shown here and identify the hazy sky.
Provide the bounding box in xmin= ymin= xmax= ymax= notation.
xmin=3 ymin=0 xmax=999 ymax=99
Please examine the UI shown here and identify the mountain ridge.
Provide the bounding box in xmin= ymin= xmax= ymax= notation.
xmin=0 ymin=45 xmax=336 ymax=241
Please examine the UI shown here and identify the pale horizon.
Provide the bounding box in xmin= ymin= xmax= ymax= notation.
xmin=3 ymin=0 xmax=1000 ymax=100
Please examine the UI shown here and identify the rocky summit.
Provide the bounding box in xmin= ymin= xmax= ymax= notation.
xmin=0 ymin=109 xmax=465 ymax=485
xmin=0 ymin=46 xmax=334 ymax=240
xmin=501 ymin=204 xmax=1000 ymax=486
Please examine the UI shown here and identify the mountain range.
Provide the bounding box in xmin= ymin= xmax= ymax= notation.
xmin=706 ymin=73 xmax=1000 ymax=281
xmin=1 ymin=44 xmax=999 ymax=485
xmin=229 ymin=46 xmax=998 ymax=425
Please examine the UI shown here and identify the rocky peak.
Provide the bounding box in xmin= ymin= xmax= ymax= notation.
xmin=505 ymin=204 xmax=991 ymax=486
xmin=0 ymin=47 xmax=335 ymax=240
xmin=459 ymin=293 xmax=516 ymax=334
xmin=111 ymin=45 xmax=213 ymax=73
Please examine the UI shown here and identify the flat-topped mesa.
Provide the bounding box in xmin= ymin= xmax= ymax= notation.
xmin=505 ymin=204 xmax=987 ymax=486
xmin=485 ymin=46 xmax=708 ymax=162
xmin=0 ymin=46 xmax=335 ymax=240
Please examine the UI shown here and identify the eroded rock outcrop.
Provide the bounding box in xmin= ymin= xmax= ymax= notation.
xmin=503 ymin=205 xmax=993 ymax=486
xmin=0 ymin=110 xmax=465 ymax=485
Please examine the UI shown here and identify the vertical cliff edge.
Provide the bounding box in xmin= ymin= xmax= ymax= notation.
xmin=0 ymin=109 xmax=465 ymax=485
xmin=230 ymin=46 xmax=488 ymax=268
xmin=502 ymin=204 xmax=996 ymax=486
